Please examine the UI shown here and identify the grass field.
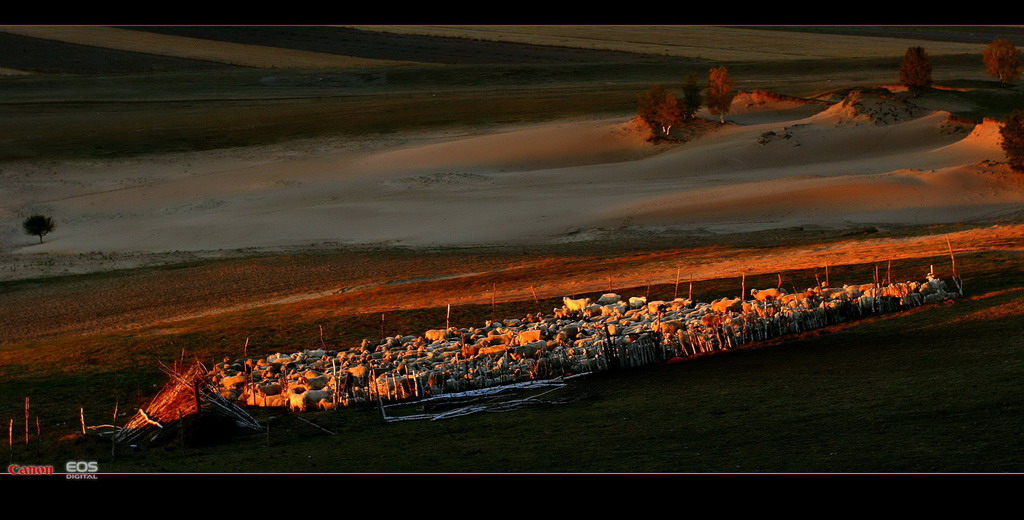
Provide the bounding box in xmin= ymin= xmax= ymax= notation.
xmin=4 ymin=248 xmax=1022 ymax=473
xmin=3 ymin=26 xmax=1024 ymax=475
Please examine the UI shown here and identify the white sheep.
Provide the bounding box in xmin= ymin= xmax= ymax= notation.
xmin=562 ymin=297 xmax=591 ymax=312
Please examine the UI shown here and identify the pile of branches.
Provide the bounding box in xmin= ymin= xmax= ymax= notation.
xmin=113 ymin=360 xmax=261 ymax=447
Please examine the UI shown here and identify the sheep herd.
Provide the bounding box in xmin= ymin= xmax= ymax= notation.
xmin=209 ymin=273 xmax=957 ymax=413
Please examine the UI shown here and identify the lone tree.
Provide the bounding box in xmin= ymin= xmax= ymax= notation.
xmin=637 ymin=85 xmax=683 ymax=139
xmin=900 ymin=46 xmax=932 ymax=96
xmin=706 ymin=66 xmax=736 ymax=123
xmin=983 ymin=39 xmax=1022 ymax=84
xmin=681 ymin=72 xmax=703 ymax=120
xmin=1001 ymin=109 xmax=1024 ymax=172
xmin=22 ymin=215 xmax=55 ymax=243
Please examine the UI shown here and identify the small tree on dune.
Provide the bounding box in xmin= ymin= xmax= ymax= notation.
xmin=983 ymin=39 xmax=1022 ymax=85
xmin=900 ymin=46 xmax=932 ymax=97
xmin=637 ymin=85 xmax=683 ymax=139
xmin=22 ymin=214 xmax=55 ymax=244
xmin=1001 ymin=109 xmax=1024 ymax=172
xmin=681 ymin=72 xmax=703 ymax=120
xmin=706 ymin=66 xmax=736 ymax=123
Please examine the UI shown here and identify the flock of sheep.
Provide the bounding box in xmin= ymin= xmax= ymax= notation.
xmin=209 ymin=273 xmax=957 ymax=413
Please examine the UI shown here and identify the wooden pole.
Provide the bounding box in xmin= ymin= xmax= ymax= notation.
xmin=825 ymin=261 xmax=830 ymax=287
xmin=886 ymin=260 xmax=892 ymax=286
xmin=243 ymin=337 xmax=249 ymax=358
xmin=179 ymin=410 xmax=186 ymax=459
xmin=608 ymin=276 xmax=612 ymax=292
xmin=777 ymin=273 xmax=783 ymax=290
xmin=381 ymin=312 xmax=386 ymax=342
xmin=446 ymin=303 xmax=451 ymax=331
xmin=319 ymin=325 xmax=328 ymax=349
xmin=946 ymin=236 xmax=958 ymax=278
xmin=646 ymin=280 xmax=651 ymax=300
xmin=24 ymin=397 xmax=29 ymax=446
xmin=7 ymin=419 xmax=12 ymax=462
xmin=741 ymin=272 xmax=746 ymax=299
xmin=265 ymin=411 xmax=271 ymax=448
xmin=79 ymin=408 xmax=86 ymax=435
xmin=530 ymin=285 xmax=539 ymax=305
xmin=689 ymin=274 xmax=693 ymax=301
xmin=674 ymin=268 xmax=680 ymax=300
xmin=491 ymin=283 xmax=497 ymax=322
xmin=113 ymin=400 xmax=118 ymax=427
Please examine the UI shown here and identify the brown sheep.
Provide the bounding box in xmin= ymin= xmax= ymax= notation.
xmin=750 ymin=288 xmax=785 ymax=302
xmin=711 ymin=297 xmax=742 ymax=314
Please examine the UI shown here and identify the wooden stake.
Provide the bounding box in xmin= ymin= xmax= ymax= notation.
xmin=79 ymin=408 xmax=85 ymax=435
xmin=381 ymin=312 xmax=386 ymax=342
xmin=446 ymin=303 xmax=451 ymax=331
xmin=179 ymin=410 xmax=186 ymax=459
xmin=946 ymin=236 xmax=958 ymax=278
xmin=608 ymin=276 xmax=612 ymax=292
xmin=646 ymin=280 xmax=651 ymax=300
xmin=35 ymin=417 xmax=40 ymax=439
xmin=319 ymin=325 xmax=328 ymax=350
xmin=741 ymin=272 xmax=746 ymax=299
xmin=674 ymin=268 xmax=680 ymax=300
xmin=886 ymin=260 xmax=892 ymax=286
xmin=194 ymin=381 xmax=202 ymax=415
xmin=113 ymin=400 xmax=119 ymax=427
xmin=530 ymin=285 xmax=539 ymax=304
xmin=825 ymin=261 xmax=830 ymax=286
xmin=689 ymin=274 xmax=693 ymax=301
xmin=491 ymin=283 xmax=497 ymax=322
xmin=24 ymin=397 xmax=29 ymax=446
xmin=7 ymin=419 xmax=12 ymax=462
xmin=243 ymin=337 xmax=249 ymax=358
xmin=777 ymin=273 xmax=783 ymax=290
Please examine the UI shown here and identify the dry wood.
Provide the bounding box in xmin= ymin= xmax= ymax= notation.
xmin=80 ymin=408 xmax=86 ymax=435
xmin=23 ymin=397 xmax=28 ymax=446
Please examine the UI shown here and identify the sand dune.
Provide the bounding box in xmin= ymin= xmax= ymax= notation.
xmin=4 ymin=92 xmax=1022 ymax=266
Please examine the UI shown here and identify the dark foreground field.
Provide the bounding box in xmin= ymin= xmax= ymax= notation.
xmin=3 ymin=244 xmax=1022 ymax=473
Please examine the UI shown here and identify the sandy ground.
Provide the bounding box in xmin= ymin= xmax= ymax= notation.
xmin=3 ymin=91 xmax=1023 ymax=281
